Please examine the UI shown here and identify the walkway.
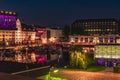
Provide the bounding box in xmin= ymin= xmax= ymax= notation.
xmin=50 ymin=69 xmax=120 ymax=80
xmin=0 ymin=72 xmax=40 ymax=80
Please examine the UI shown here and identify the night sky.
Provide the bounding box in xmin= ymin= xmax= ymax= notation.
xmin=1 ymin=0 xmax=120 ymax=26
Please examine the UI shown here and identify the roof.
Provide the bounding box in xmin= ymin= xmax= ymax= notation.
xmin=0 ymin=10 xmax=17 ymax=16
xmin=21 ymin=23 xmax=35 ymax=31
xmin=72 ymin=18 xmax=119 ymax=24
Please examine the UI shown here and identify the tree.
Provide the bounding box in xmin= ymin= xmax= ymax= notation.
xmin=62 ymin=25 xmax=70 ymax=41
xmin=70 ymin=45 xmax=94 ymax=70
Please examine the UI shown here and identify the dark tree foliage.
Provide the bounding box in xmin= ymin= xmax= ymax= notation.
xmin=62 ymin=25 xmax=70 ymax=38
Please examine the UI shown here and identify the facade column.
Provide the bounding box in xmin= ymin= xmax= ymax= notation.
xmin=103 ymin=37 xmax=105 ymax=43
xmin=78 ymin=36 xmax=80 ymax=43
xmin=88 ymin=36 xmax=90 ymax=44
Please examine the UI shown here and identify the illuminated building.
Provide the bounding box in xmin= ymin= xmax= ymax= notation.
xmin=36 ymin=28 xmax=46 ymax=44
xmin=71 ymin=19 xmax=119 ymax=35
xmin=36 ymin=27 xmax=63 ymax=44
xmin=0 ymin=10 xmax=17 ymax=45
xmin=69 ymin=35 xmax=120 ymax=53
xmin=0 ymin=10 xmax=62 ymax=46
xmin=69 ymin=18 xmax=120 ymax=53
xmin=95 ymin=44 xmax=120 ymax=59
xmin=94 ymin=44 xmax=120 ymax=66
xmin=15 ymin=19 xmax=36 ymax=45
xmin=21 ymin=24 xmax=36 ymax=45
xmin=0 ymin=10 xmax=36 ymax=46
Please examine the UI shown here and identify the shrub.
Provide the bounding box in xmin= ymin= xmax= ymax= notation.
xmin=113 ymin=66 xmax=120 ymax=73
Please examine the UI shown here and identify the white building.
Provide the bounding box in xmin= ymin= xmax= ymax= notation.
xmin=16 ymin=19 xmax=36 ymax=45
xmin=36 ymin=27 xmax=63 ymax=44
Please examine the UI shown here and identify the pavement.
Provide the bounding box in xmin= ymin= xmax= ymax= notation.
xmin=50 ymin=69 xmax=120 ymax=80
xmin=0 ymin=72 xmax=40 ymax=80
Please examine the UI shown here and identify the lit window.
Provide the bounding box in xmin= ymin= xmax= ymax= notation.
xmin=1 ymin=11 xmax=4 ymax=13
xmin=99 ymin=38 xmax=103 ymax=43
xmin=9 ymin=12 xmax=12 ymax=14
xmin=5 ymin=11 xmax=8 ymax=14
xmin=110 ymin=38 xmax=113 ymax=43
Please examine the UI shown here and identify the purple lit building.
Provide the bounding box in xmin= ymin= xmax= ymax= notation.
xmin=0 ymin=10 xmax=17 ymax=30
xmin=0 ymin=10 xmax=17 ymax=46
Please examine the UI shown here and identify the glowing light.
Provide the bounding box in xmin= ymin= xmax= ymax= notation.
xmin=50 ymin=77 xmax=67 ymax=80
xmin=93 ymin=37 xmax=99 ymax=44
xmin=42 ymin=38 xmax=47 ymax=44
xmin=84 ymin=50 xmax=87 ymax=53
xmin=49 ymin=37 xmax=56 ymax=42
xmin=1 ymin=11 xmax=4 ymax=13
xmin=97 ymin=59 xmax=105 ymax=65
xmin=53 ymin=69 xmax=59 ymax=73
xmin=38 ymin=30 xmax=45 ymax=34
xmin=6 ymin=42 xmax=9 ymax=46
xmin=70 ymin=38 xmax=75 ymax=42
xmin=37 ymin=57 xmax=45 ymax=63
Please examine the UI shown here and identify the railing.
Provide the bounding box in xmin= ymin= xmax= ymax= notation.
xmin=11 ymin=66 xmax=50 ymax=78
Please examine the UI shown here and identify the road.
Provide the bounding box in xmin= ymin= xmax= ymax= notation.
xmin=50 ymin=69 xmax=120 ymax=80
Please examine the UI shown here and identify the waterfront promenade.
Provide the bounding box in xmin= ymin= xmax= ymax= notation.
xmin=50 ymin=69 xmax=120 ymax=80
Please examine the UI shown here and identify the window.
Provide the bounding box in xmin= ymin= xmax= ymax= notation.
xmin=75 ymin=37 xmax=78 ymax=42
xmin=104 ymin=38 xmax=108 ymax=43
xmin=89 ymin=38 xmax=93 ymax=43
xmin=85 ymin=38 xmax=88 ymax=42
xmin=110 ymin=38 xmax=113 ymax=43
xmin=99 ymin=38 xmax=103 ymax=43
xmin=80 ymin=38 xmax=83 ymax=42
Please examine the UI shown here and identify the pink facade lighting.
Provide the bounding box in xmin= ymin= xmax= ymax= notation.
xmin=37 ymin=57 xmax=45 ymax=63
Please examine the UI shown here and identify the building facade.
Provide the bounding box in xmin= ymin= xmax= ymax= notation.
xmin=71 ymin=19 xmax=120 ymax=35
xmin=21 ymin=23 xmax=36 ymax=45
xmin=0 ymin=10 xmax=63 ymax=46
xmin=69 ymin=18 xmax=120 ymax=53
xmin=94 ymin=44 xmax=120 ymax=66
xmin=0 ymin=10 xmax=36 ymax=46
xmin=69 ymin=35 xmax=120 ymax=53
xmin=0 ymin=10 xmax=17 ymax=46
xmin=36 ymin=27 xmax=63 ymax=44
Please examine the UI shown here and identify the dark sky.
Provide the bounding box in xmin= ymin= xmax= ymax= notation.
xmin=0 ymin=0 xmax=120 ymax=26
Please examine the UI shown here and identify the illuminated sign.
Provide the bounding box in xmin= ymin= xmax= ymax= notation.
xmin=38 ymin=30 xmax=45 ymax=34
xmin=36 ymin=29 xmax=46 ymax=37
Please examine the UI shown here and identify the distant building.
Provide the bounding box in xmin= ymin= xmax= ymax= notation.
xmin=71 ymin=19 xmax=120 ymax=35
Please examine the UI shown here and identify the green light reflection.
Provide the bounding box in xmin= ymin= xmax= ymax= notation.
xmin=37 ymin=73 xmax=67 ymax=80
